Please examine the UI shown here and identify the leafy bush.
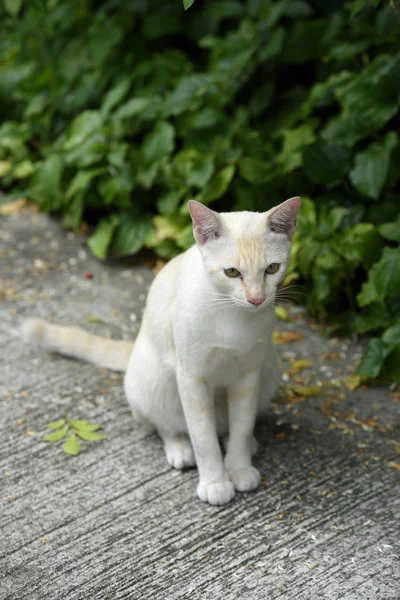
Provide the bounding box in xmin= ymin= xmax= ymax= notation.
xmin=0 ymin=0 xmax=399 ymax=381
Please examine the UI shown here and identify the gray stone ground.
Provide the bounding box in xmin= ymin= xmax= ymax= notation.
xmin=1 ymin=207 xmax=399 ymax=600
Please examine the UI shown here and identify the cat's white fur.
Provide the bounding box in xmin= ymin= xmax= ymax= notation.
xmin=22 ymin=197 xmax=301 ymax=505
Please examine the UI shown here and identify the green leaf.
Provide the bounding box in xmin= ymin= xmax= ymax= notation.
xmin=355 ymin=303 xmax=392 ymax=334
xmin=186 ymin=155 xmax=214 ymax=188
xmin=74 ymin=423 xmax=103 ymax=432
xmin=68 ymin=419 xmax=89 ymax=428
xmin=163 ymin=74 xmax=215 ymax=116
xmin=350 ymin=0 xmax=367 ymax=18
xmin=112 ymin=213 xmax=153 ymax=256
xmin=101 ymin=79 xmax=131 ymax=116
xmin=295 ymin=196 xmax=316 ymax=238
xmin=198 ymin=164 xmax=235 ymax=203
xmin=63 ymin=434 xmax=81 ymax=456
xmin=45 ymin=419 xmax=66 ymax=430
xmin=87 ymin=215 xmax=119 ymax=260
xmin=383 ymin=347 xmax=400 ymax=383
xmin=339 ymin=223 xmax=383 ymax=268
xmin=75 ymin=430 xmax=106 ymax=441
xmin=31 ymin=0 xmax=47 ymax=13
xmin=3 ymin=0 xmax=22 ymax=16
xmin=64 ymin=111 xmax=103 ymax=150
xmin=142 ymin=122 xmax=175 ymax=165
xmin=31 ymin=154 xmax=63 ymax=210
xmin=322 ymin=54 xmax=400 ymax=146
xmin=66 ymin=168 xmax=106 ymax=201
xmin=183 ymin=0 xmax=195 ymax=9
xmin=89 ymin=18 xmax=123 ymax=65
xmin=350 ymin=132 xmax=398 ymax=200
xmin=296 ymin=243 xmax=321 ymax=278
xmin=13 ymin=160 xmax=35 ymax=179
xmin=239 ymin=157 xmax=272 ymax=184
xmin=156 ymin=190 xmax=185 ymax=216
xmin=278 ymin=122 xmax=317 ymax=174
xmin=382 ymin=322 xmax=400 ymax=350
xmin=43 ymin=426 xmax=69 ymax=443
xmin=303 ymin=141 xmax=349 ymax=185
xmin=379 ymin=216 xmax=400 ymax=243
xmin=357 ymin=338 xmax=389 ymax=379
xmin=357 ymin=247 xmax=400 ymax=307
xmin=326 ymin=207 xmax=348 ymax=234
xmin=0 ymin=161 xmax=12 ymax=177
xmin=113 ymin=98 xmax=151 ymax=121
xmin=258 ymin=27 xmax=285 ymax=62
xmin=176 ymin=224 xmax=194 ymax=250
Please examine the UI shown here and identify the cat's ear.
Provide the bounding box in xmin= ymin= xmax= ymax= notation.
xmin=188 ymin=200 xmax=223 ymax=245
xmin=267 ymin=196 xmax=301 ymax=239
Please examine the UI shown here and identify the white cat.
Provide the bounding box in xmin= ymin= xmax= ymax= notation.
xmin=22 ymin=196 xmax=301 ymax=505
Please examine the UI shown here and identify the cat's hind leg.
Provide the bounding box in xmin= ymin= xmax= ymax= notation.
xmin=161 ymin=434 xmax=196 ymax=469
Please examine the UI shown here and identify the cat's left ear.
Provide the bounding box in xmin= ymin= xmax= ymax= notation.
xmin=267 ymin=196 xmax=301 ymax=240
xmin=188 ymin=200 xmax=223 ymax=246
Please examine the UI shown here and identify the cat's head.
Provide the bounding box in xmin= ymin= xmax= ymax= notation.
xmin=188 ymin=197 xmax=301 ymax=311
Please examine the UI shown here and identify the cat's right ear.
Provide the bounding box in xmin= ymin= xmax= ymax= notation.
xmin=188 ymin=200 xmax=223 ymax=246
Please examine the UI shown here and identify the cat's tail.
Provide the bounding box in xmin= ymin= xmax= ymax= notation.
xmin=21 ymin=318 xmax=133 ymax=372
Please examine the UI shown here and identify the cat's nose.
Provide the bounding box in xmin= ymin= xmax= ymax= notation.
xmin=247 ymin=296 xmax=265 ymax=307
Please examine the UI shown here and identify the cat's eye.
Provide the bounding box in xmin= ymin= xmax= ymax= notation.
xmin=224 ymin=268 xmax=241 ymax=278
xmin=265 ymin=263 xmax=280 ymax=274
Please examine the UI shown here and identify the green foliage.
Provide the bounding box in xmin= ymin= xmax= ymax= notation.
xmin=1 ymin=0 xmax=400 ymax=380
xmin=42 ymin=416 xmax=105 ymax=455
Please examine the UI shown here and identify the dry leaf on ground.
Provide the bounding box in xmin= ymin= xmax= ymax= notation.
xmin=273 ymin=330 xmax=304 ymax=345
xmin=289 ymin=359 xmax=312 ymax=373
xmin=0 ymin=198 xmax=30 ymax=215
xmin=343 ymin=375 xmax=367 ymax=391
xmin=286 ymin=384 xmax=321 ymax=397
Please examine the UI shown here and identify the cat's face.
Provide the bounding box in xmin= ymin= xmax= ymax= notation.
xmin=189 ymin=198 xmax=301 ymax=311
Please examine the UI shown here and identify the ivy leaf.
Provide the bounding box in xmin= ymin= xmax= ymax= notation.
xmin=278 ymin=122 xmax=317 ymax=174
xmin=31 ymin=154 xmax=63 ymax=210
xmin=64 ymin=111 xmax=103 ymax=150
xmin=350 ymin=132 xmax=398 ymax=200
xmin=239 ymin=157 xmax=272 ymax=184
xmin=66 ymin=168 xmax=106 ymax=201
xmin=101 ymin=79 xmax=130 ymax=116
xmin=163 ymin=74 xmax=214 ymax=116
xmin=75 ymin=430 xmax=106 ymax=441
xmin=355 ymin=303 xmax=392 ymax=334
xmin=183 ymin=0 xmax=195 ymax=9
xmin=43 ymin=426 xmax=69 ymax=443
xmin=357 ymin=247 xmax=400 ymax=307
xmin=303 ymin=141 xmax=349 ymax=185
xmin=113 ymin=97 xmax=151 ymax=121
xmin=350 ymin=0 xmax=367 ymax=18
xmin=87 ymin=215 xmax=119 ymax=260
xmin=357 ymin=338 xmax=389 ymax=379
xmin=45 ymin=419 xmax=66 ymax=430
xmin=379 ymin=216 xmax=400 ymax=243
xmin=338 ymin=223 xmax=383 ymax=268
xmin=3 ymin=0 xmax=23 ymax=16
xmin=142 ymin=122 xmax=175 ymax=165
xmin=382 ymin=322 xmax=400 ymax=350
xmin=63 ymin=434 xmax=81 ymax=456
xmin=112 ymin=212 xmax=153 ymax=256
xmin=198 ymin=165 xmax=235 ymax=203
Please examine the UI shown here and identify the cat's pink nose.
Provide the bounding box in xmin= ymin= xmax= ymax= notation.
xmin=247 ymin=297 xmax=265 ymax=307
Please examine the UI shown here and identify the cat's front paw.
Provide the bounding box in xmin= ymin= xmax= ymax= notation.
xmin=197 ymin=479 xmax=235 ymax=505
xmin=228 ymin=466 xmax=261 ymax=492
